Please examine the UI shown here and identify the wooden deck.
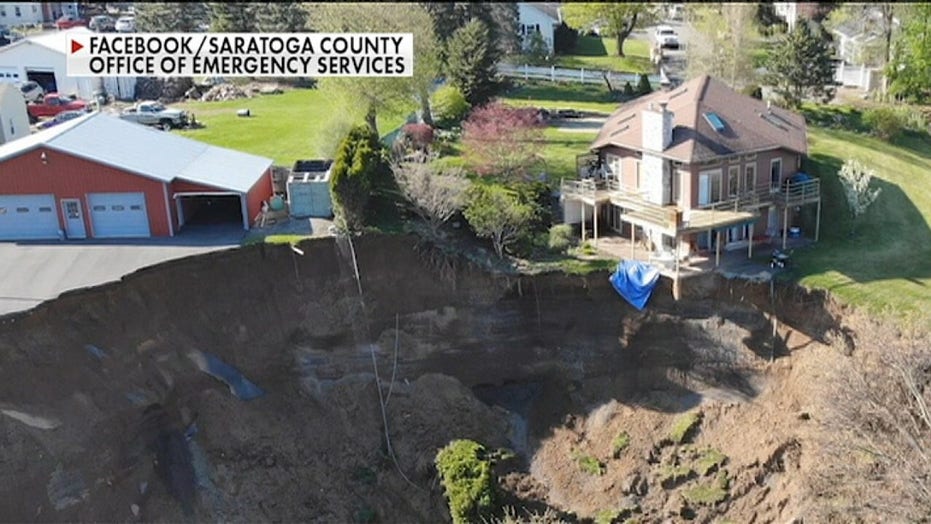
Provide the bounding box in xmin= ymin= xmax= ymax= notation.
xmin=561 ymin=177 xmax=821 ymax=236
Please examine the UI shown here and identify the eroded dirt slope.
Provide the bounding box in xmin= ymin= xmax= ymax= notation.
xmin=0 ymin=234 xmax=848 ymax=522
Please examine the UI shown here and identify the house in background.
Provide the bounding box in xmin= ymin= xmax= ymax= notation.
xmin=562 ymin=75 xmax=821 ymax=275
xmin=0 ymin=27 xmax=136 ymax=100
xmin=0 ymin=84 xmax=29 ymax=145
xmin=829 ymin=9 xmax=898 ymax=67
xmin=0 ymin=3 xmax=45 ymax=27
xmin=518 ymin=3 xmax=561 ymax=55
xmin=0 ymin=112 xmax=273 ymax=240
xmin=773 ymin=2 xmax=833 ymax=31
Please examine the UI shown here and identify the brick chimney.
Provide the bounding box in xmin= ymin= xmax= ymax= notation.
xmin=642 ymin=101 xmax=674 ymax=152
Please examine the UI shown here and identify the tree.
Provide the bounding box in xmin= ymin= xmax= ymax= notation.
xmin=311 ymin=3 xmax=440 ymax=136
xmin=431 ymin=85 xmax=471 ymax=129
xmin=765 ymin=21 xmax=836 ymax=108
xmin=254 ymin=3 xmax=309 ymax=32
xmin=422 ymin=3 xmax=520 ymax=64
xmin=562 ymin=3 xmax=657 ymax=57
xmin=435 ymin=440 xmax=497 ymax=524
xmin=208 ymin=2 xmax=256 ymax=32
xmin=446 ymin=20 xmax=499 ymax=106
xmin=464 ymin=184 xmax=535 ymax=257
xmin=686 ymin=3 xmax=761 ymax=89
xmin=392 ymin=162 xmax=470 ymax=237
xmin=523 ymin=31 xmax=550 ymax=66
xmin=635 ymin=73 xmax=653 ymax=95
xmin=136 ymin=2 xmax=208 ymax=32
xmin=837 ymin=159 xmax=881 ymax=235
xmin=886 ymin=3 xmax=931 ymax=103
xmin=461 ymin=103 xmax=545 ymax=181
xmin=554 ymin=21 xmax=579 ymax=55
xmin=330 ymin=126 xmax=391 ymax=232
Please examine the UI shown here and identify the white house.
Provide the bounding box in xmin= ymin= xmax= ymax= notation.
xmin=773 ymin=2 xmax=799 ymax=31
xmin=0 ymin=84 xmax=30 ymax=145
xmin=0 ymin=27 xmax=136 ymax=101
xmin=518 ymin=3 xmax=561 ymax=55
xmin=0 ymin=3 xmax=45 ymax=27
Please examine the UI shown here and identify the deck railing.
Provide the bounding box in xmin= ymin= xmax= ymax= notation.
xmin=774 ymin=178 xmax=821 ymax=207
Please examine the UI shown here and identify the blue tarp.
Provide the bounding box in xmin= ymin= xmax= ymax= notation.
xmin=198 ymin=352 xmax=265 ymax=401
xmin=609 ymin=260 xmax=662 ymax=311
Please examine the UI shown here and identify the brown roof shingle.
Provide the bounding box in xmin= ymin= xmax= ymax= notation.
xmin=591 ymin=75 xmax=808 ymax=162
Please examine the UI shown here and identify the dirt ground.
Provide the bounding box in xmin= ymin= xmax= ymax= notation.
xmin=0 ymin=234 xmax=887 ymax=522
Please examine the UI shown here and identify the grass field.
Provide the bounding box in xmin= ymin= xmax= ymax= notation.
xmin=173 ymin=89 xmax=409 ymax=166
xmin=796 ymin=127 xmax=931 ymax=321
xmin=500 ymin=79 xmax=621 ymax=114
xmin=553 ymin=35 xmax=652 ymax=74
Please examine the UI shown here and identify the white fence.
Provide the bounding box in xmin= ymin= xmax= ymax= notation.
xmin=498 ymin=63 xmax=662 ymax=87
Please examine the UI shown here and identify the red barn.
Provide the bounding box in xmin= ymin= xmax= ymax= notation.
xmin=0 ymin=112 xmax=274 ymax=240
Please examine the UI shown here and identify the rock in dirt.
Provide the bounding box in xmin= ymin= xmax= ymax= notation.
xmin=200 ymin=84 xmax=250 ymax=102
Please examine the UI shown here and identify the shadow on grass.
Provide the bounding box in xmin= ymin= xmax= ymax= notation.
xmin=573 ymin=35 xmax=609 ymax=56
xmin=792 ymin=151 xmax=931 ymax=294
xmin=503 ymin=80 xmax=619 ymax=106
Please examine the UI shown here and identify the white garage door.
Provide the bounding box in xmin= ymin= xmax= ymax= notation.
xmin=0 ymin=66 xmax=21 ymax=84
xmin=88 ymin=192 xmax=151 ymax=238
xmin=0 ymin=194 xmax=60 ymax=240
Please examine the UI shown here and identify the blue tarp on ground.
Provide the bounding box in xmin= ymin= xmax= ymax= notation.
xmin=609 ymin=260 xmax=662 ymax=311
xmin=197 ymin=352 xmax=265 ymax=401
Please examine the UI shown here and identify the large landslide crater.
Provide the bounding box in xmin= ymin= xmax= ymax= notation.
xmin=0 ymin=234 xmax=844 ymax=522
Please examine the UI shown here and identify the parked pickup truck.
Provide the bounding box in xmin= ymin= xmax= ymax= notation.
xmin=119 ymin=101 xmax=190 ymax=129
xmin=27 ymin=93 xmax=88 ymax=121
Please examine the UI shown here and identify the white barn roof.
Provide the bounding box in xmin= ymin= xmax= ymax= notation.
xmin=1 ymin=27 xmax=93 ymax=56
xmin=0 ymin=112 xmax=273 ymax=193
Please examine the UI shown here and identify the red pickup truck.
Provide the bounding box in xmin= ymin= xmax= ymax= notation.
xmin=27 ymin=93 xmax=88 ymax=121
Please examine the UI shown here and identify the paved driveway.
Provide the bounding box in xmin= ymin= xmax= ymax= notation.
xmin=0 ymin=226 xmax=244 ymax=316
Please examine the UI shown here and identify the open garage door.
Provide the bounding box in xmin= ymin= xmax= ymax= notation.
xmin=88 ymin=192 xmax=150 ymax=238
xmin=26 ymin=69 xmax=56 ymax=95
xmin=0 ymin=194 xmax=60 ymax=240
xmin=175 ymin=193 xmax=247 ymax=231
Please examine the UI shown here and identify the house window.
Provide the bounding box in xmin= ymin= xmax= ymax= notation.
xmin=635 ymin=160 xmax=641 ymax=189
xmin=14 ymin=6 xmax=20 ymax=17
xmin=744 ymin=163 xmax=756 ymax=193
xmin=0 ymin=8 xmax=6 ymax=17
xmin=605 ymin=153 xmax=621 ymax=179
xmin=32 ymin=5 xmax=37 ymax=13
xmin=770 ymin=158 xmax=783 ymax=191
xmin=710 ymin=173 xmax=723 ymax=202
xmin=16 ymin=207 xmax=29 ymax=213
xmin=727 ymin=165 xmax=740 ymax=197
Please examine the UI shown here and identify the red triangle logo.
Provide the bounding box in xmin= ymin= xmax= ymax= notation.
xmin=71 ymin=40 xmax=83 ymax=54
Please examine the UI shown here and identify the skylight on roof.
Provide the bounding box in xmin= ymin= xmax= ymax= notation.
xmin=703 ymin=112 xmax=726 ymax=133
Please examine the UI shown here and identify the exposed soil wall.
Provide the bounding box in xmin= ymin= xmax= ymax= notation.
xmin=0 ymin=234 xmax=848 ymax=522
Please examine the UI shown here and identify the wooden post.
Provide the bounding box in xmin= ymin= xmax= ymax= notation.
xmin=581 ymin=202 xmax=586 ymax=242
xmin=593 ymin=203 xmax=598 ymax=247
xmin=580 ymin=68 xmax=585 ymax=82
xmin=630 ymin=224 xmax=635 ymax=260
xmin=673 ymin=235 xmax=681 ymax=300
xmin=815 ymin=199 xmax=822 ymax=242
xmin=524 ymin=64 xmax=529 ymax=81
xmin=551 ymin=65 xmax=556 ymax=82
xmin=748 ymin=225 xmax=753 ymax=259
xmin=715 ymin=230 xmax=722 ymax=267
xmin=782 ymin=205 xmax=789 ymax=250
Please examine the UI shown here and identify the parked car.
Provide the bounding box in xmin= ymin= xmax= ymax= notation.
xmin=18 ymin=81 xmax=45 ymax=103
xmin=27 ymin=93 xmax=88 ymax=121
xmin=56 ymin=15 xmax=87 ymax=30
xmin=36 ymin=110 xmax=87 ymax=130
xmin=89 ymin=15 xmax=115 ymax=32
xmin=119 ymin=101 xmax=190 ymax=130
xmin=654 ymin=26 xmax=680 ymax=49
xmin=115 ymin=16 xmax=135 ymax=33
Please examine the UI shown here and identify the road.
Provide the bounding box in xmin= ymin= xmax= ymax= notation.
xmin=0 ymin=226 xmax=243 ymax=316
xmin=633 ymin=18 xmax=701 ymax=86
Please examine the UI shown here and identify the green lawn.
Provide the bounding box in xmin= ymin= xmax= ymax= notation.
xmin=553 ymin=35 xmax=652 ymax=74
xmin=795 ymin=127 xmax=931 ymax=322
xmin=499 ymin=79 xmax=621 ymax=114
xmin=540 ymin=128 xmax=598 ymax=182
xmin=172 ymin=89 xmax=409 ymax=166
